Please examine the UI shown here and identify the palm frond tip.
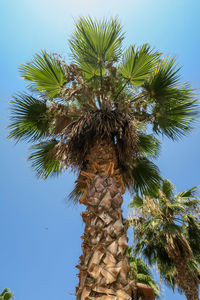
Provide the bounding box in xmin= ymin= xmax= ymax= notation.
xmin=8 ymin=93 xmax=50 ymax=142
xmin=28 ymin=141 xmax=63 ymax=179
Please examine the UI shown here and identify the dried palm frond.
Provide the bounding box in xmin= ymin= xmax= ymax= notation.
xmin=50 ymin=109 xmax=139 ymax=171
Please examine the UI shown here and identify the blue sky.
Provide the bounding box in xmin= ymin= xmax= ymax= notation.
xmin=0 ymin=0 xmax=200 ymax=299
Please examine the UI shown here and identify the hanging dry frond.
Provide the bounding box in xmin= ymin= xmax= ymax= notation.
xmin=49 ymin=109 xmax=139 ymax=174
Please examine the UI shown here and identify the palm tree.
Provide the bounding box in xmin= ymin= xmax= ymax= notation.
xmin=0 ymin=289 xmax=13 ymax=300
xmin=130 ymin=180 xmax=200 ymax=300
xmin=128 ymin=248 xmax=160 ymax=300
xmin=8 ymin=17 xmax=198 ymax=300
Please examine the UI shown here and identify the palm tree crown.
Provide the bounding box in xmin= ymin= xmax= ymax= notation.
xmin=8 ymin=17 xmax=198 ymax=199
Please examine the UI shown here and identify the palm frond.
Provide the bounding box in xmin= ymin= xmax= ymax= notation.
xmin=128 ymin=250 xmax=160 ymax=298
xmin=138 ymin=133 xmax=161 ymax=158
xmin=0 ymin=289 xmax=13 ymax=300
xmin=152 ymin=96 xmax=198 ymax=140
xmin=70 ymin=17 xmax=123 ymax=77
xmin=19 ymin=51 xmax=67 ymax=98
xmin=157 ymin=263 xmax=177 ymax=292
xmin=119 ymin=44 xmax=160 ymax=86
xmin=161 ymin=179 xmax=174 ymax=199
xmin=8 ymin=93 xmax=50 ymax=142
xmin=130 ymin=158 xmax=161 ymax=194
xmin=163 ymin=223 xmax=182 ymax=235
xmin=143 ymin=57 xmax=182 ymax=100
xmin=129 ymin=194 xmax=143 ymax=209
xmin=142 ymin=56 xmax=199 ymax=139
xmin=28 ymin=141 xmax=63 ymax=179
xmin=187 ymin=258 xmax=200 ymax=276
xmin=177 ymin=186 xmax=198 ymax=200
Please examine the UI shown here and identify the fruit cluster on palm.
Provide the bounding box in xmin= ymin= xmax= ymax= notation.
xmin=9 ymin=17 xmax=198 ymax=300
xmin=130 ymin=180 xmax=200 ymax=300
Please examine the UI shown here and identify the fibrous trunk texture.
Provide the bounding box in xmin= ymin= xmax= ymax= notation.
xmin=75 ymin=139 xmax=135 ymax=300
xmin=166 ymin=236 xmax=199 ymax=300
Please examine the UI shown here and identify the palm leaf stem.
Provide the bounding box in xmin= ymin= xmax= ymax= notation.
xmin=99 ymin=63 xmax=105 ymax=108
xmin=114 ymin=78 xmax=130 ymax=101
xmin=129 ymin=92 xmax=147 ymax=103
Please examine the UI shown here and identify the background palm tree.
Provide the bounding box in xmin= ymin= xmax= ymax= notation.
xmin=0 ymin=289 xmax=13 ymax=300
xmin=9 ymin=17 xmax=198 ymax=300
xmin=130 ymin=180 xmax=200 ymax=300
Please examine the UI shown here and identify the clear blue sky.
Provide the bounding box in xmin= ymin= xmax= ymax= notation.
xmin=0 ymin=1 xmax=200 ymax=299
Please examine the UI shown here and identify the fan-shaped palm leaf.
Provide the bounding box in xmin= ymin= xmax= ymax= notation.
xmin=130 ymin=157 xmax=161 ymax=194
xmin=119 ymin=44 xmax=159 ymax=86
xmin=143 ymin=57 xmax=181 ymax=100
xmin=28 ymin=141 xmax=63 ymax=179
xmin=142 ymin=57 xmax=199 ymax=139
xmin=152 ymin=97 xmax=198 ymax=140
xmin=138 ymin=133 xmax=161 ymax=158
xmin=8 ymin=93 xmax=50 ymax=142
xmin=70 ymin=17 xmax=123 ymax=78
xmin=19 ymin=51 xmax=67 ymax=98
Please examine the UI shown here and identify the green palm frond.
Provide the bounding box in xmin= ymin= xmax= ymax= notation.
xmin=163 ymin=223 xmax=183 ymax=235
xmin=119 ymin=44 xmax=160 ymax=86
xmin=8 ymin=93 xmax=50 ymax=142
xmin=161 ymin=179 xmax=174 ymax=199
xmin=129 ymin=194 xmax=143 ymax=209
xmin=143 ymin=57 xmax=181 ymax=100
xmin=136 ymin=258 xmax=150 ymax=274
xmin=128 ymin=250 xmax=160 ymax=298
xmin=187 ymin=258 xmax=200 ymax=276
xmin=158 ymin=262 xmax=177 ymax=292
xmin=138 ymin=133 xmax=161 ymax=158
xmin=130 ymin=158 xmax=161 ymax=194
xmin=0 ymin=289 xmax=13 ymax=300
xmin=19 ymin=51 xmax=67 ymax=98
xmin=137 ymin=274 xmax=160 ymax=297
xmin=152 ymin=96 xmax=198 ymax=140
xmin=28 ymin=141 xmax=63 ymax=179
xmin=177 ymin=186 xmax=198 ymax=200
xmin=142 ymin=56 xmax=199 ymax=139
xmin=137 ymin=236 xmax=178 ymax=293
xmin=70 ymin=17 xmax=123 ymax=77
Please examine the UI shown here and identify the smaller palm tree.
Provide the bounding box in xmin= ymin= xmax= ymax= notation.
xmin=0 ymin=289 xmax=13 ymax=300
xmin=129 ymin=180 xmax=200 ymax=300
xmin=128 ymin=248 xmax=160 ymax=299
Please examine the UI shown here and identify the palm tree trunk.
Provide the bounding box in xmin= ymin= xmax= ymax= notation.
xmin=75 ymin=139 xmax=135 ymax=300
